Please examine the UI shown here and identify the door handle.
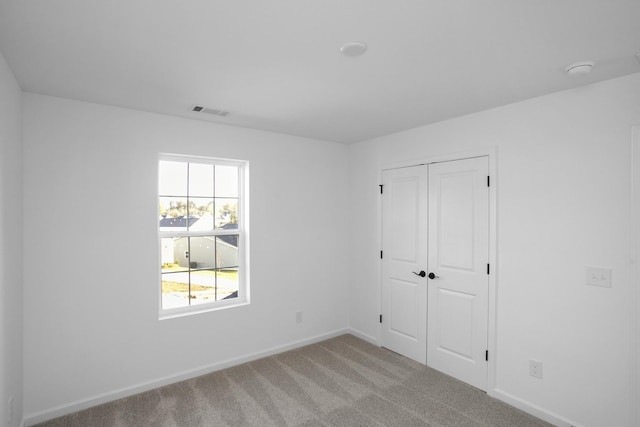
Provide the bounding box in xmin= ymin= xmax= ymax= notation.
xmin=413 ymin=271 xmax=426 ymax=277
xmin=428 ymin=272 xmax=439 ymax=279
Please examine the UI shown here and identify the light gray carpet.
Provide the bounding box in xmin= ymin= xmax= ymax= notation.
xmin=36 ymin=335 xmax=551 ymax=426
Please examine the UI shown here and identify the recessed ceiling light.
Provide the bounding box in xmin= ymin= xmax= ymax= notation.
xmin=565 ymin=61 xmax=595 ymax=76
xmin=340 ymin=42 xmax=368 ymax=57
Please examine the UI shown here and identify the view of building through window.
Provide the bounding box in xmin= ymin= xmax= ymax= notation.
xmin=158 ymin=156 xmax=245 ymax=311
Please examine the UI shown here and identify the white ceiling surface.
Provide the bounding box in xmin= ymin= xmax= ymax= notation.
xmin=1 ymin=1 xmax=639 ymax=144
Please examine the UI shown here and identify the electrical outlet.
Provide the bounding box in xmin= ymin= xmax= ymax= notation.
xmin=585 ymin=266 xmax=612 ymax=288
xmin=295 ymin=310 xmax=302 ymax=323
xmin=529 ymin=360 xmax=543 ymax=379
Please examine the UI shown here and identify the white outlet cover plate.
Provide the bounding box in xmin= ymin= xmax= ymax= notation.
xmin=585 ymin=266 xmax=612 ymax=288
xmin=529 ymin=360 xmax=543 ymax=379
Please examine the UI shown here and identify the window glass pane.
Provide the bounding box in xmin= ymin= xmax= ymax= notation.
xmin=215 ymin=165 xmax=238 ymax=197
xmin=187 ymin=198 xmax=214 ymax=232
xmin=159 ymin=161 xmax=187 ymax=196
xmin=160 ymin=238 xmax=188 ymax=272
xmin=216 ymin=236 xmax=238 ymax=269
xmin=217 ymin=268 xmax=239 ymax=300
xmin=188 ymin=236 xmax=216 ymax=269
xmin=172 ymin=236 xmax=191 ymax=268
xmin=159 ymin=197 xmax=194 ymax=229
xmin=189 ymin=270 xmax=217 ymax=305
xmin=189 ymin=163 xmax=214 ymax=197
xmin=161 ymin=271 xmax=190 ymax=309
xmin=214 ymin=198 xmax=238 ymax=229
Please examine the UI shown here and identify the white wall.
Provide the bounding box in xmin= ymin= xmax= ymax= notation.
xmin=0 ymin=50 xmax=23 ymax=427
xmin=22 ymin=93 xmax=349 ymax=421
xmin=348 ymin=73 xmax=640 ymax=427
xmin=19 ymin=70 xmax=640 ymax=426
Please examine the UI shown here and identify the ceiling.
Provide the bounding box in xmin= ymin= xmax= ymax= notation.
xmin=1 ymin=0 xmax=639 ymax=144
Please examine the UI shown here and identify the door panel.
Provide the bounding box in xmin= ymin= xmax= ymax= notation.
xmin=390 ymin=279 xmax=419 ymax=339
xmin=381 ymin=166 xmax=427 ymax=364
xmin=427 ymin=156 xmax=489 ymax=390
xmin=436 ymin=288 xmax=474 ymax=360
xmin=438 ymin=173 xmax=475 ymax=270
xmin=390 ymin=177 xmax=419 ymax=262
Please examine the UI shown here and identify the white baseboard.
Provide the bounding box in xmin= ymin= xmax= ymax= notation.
xmin=491 ymin=388 xmax=583 ymax=427
xmin=23 ymin=328 xmax=350 ymax=426
xmin=346 ymin=327 xmax=378 ymax=346
xmin=24 ymin=329 xmax=582 ymax=427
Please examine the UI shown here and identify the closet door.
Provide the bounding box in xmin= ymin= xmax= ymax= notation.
xmin=381 ymin=165 xmax=427 ymax=364
xmin=427 ymin=156 xmax=489 ymax=390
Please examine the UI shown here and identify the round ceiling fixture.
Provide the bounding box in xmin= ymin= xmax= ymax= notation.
xmin=565 ymin=61 xmax=595 ymax=76
xmin=340 ymin=42 xmax=368 ymax=57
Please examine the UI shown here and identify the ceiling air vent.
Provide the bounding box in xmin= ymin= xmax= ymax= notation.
xmin=191 ymin=105 xmax=231 ymax=117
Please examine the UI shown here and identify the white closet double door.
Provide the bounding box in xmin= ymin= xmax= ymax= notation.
xmin=381 ymin=156 xmax=489 ymax=390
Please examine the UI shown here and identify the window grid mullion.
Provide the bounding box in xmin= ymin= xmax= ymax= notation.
xmin=186 ymin=162 xmax=191 ymax=229
xmin=214 ymin=237 xmax=218 ymax=301
xmin=212 ymin=164 xmax=216 ymax=232
xmin=187 ymin=163 xmax=191 ymax=305
xmin=188 ymin=236 xmax=192 ymax=305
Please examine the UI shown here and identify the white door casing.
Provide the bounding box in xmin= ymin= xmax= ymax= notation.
xmin=427 ymin=156 xmax=489 ymax=391
xmin=381 ymin=165 xmax=428 ymax=364
xmin=631 ymin=126 xmax=640 ymax=427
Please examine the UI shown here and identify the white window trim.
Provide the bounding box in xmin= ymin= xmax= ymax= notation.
xmin=157 ymin=153 xmax=250 ymax=319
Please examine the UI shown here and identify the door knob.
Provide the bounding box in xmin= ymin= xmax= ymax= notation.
xmin=413 ymin=270 xmax=426 ymax=277
xmin=428 ymin=272 xmax=439 ymax=279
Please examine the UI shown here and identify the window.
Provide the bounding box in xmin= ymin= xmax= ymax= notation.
xmin=158 ymin=154 xmax=248 ymax=316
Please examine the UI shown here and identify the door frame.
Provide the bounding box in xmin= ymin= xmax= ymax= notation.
xmin=377 ymin=146 xmax=498 ymax=393
xmin=631 ymin=125 xmax=640 ymax=427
